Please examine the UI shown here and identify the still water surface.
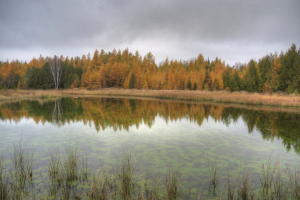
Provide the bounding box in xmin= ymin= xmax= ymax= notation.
xmin=0 ymin=97 xmax=300 ymax=189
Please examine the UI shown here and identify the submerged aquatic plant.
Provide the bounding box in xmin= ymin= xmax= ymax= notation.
xmin=2 ymin=142 xmax=300 ymax=199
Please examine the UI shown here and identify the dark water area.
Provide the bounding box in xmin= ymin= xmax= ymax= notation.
xmin=1 ymin=97 xmax=300 ymax=192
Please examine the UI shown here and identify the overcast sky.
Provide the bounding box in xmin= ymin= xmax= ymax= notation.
xmin=0 ymin=0 xmax=299 ymax=66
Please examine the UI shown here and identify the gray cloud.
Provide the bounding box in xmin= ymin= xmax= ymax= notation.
xmin=0 ymin=0 xmax=299 ymax=65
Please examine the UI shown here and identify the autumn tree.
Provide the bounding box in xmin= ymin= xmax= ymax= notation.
xmin=110 ymin=62 xmax=119 ymax=87
xmin=97 ymin=67 xmax=106 ymax=88
xmin=269 ymin=56 xmax=280 ymax=92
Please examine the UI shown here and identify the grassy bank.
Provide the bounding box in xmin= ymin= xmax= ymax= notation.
xmin=1 ymin=142 xmax=300 ymax=199
xmin=1 ymin=88 xmax=300 ymax=108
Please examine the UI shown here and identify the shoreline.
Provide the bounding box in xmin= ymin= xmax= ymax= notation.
xmin=1 ymin=88 xmax=300 ymax=108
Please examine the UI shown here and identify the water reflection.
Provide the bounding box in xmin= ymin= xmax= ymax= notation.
xmin=52 ymin=98 xmax=64 ymax=127
xmin=1 ymin=97 xmax=300 ymax=154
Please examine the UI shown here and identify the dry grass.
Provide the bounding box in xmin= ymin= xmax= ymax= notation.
xmin=1 ymin=88 xmax=300 ymax=108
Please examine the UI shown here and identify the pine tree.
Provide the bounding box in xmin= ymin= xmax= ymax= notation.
xmin=193 ymin=82 xmax=197 ymax=90
xmin=129 ymin=73 xmax=136 ymax=89
xmin=187 ymin=77 xmax=192 ymax=90
xmin=17 ymin=80 xmax=21 ymax=89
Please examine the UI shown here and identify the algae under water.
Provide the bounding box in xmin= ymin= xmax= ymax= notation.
xmin=0 ymin=97 xmax=300 ymax=191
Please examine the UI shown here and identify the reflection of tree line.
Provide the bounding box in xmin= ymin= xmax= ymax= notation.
xmin=0 ymin=98 xmax=300 ymax=154
xmin=221 ymin=107 xmax=300 ymax=154
xmin=0 ymin=98 xmax=224 ymax=130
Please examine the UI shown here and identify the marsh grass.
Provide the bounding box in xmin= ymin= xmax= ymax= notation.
xmin=227 ymin=167 xmax=238 ymax=200
xmin=118 ymin=150 xmax=136 ymax=198
xmin=2 ymin=143 xmax=300 ymax=199
xmin=259 ymin=155 xmax=300 ymax=200
xmin=0 ymin=152 xmax=8 ymax=200
xmin=238 ymin=168 xmax=254 ymax=200
xmin=65 ymin=145 xmax=79 ymax=182
xmin=9 ymin=142 xmax=34 ymax=199
xmin=290 ymin=163 xmax=300 ymax=199
xmin=164 ymin=167 xmax=182 ymax=200
xmin=207 ymin=155 xmax=219 ymax=192
xmin=86 ymin=170 xmax=114 ymax=200
xmin=47 ymin=149 xmax=60 ymax=177
xmin=2 ymin=89 xmax=300 ymax=108
xmin=144 ymin=171 xmax=162 ymax=200
xmin=41 ymin=94 xmax=51 ymax=99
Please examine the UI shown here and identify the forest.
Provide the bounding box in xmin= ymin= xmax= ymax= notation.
xmin=0 ymin=44 xmax=299 ymax=94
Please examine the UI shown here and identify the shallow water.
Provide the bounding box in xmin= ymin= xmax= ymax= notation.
xmin=1 ymin=97 xmax=300 ymax=191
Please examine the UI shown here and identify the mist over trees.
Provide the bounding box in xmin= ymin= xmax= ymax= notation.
xmin=0 ymin=44 xmax=299 ymax=94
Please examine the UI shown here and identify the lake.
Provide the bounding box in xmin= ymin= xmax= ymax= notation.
xmin=1 ymin=97 xmax=300 ymax=199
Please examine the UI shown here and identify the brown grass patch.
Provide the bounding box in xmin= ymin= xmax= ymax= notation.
xmin=1 ymin=89 xmax=300 ymax=109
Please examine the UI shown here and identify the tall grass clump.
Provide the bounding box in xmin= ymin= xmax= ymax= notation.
xmin=9 ymin=142 xmax=35 ymax=199
xmin=65 ymin=145 xmax=79 ymax=181
xmin=43 ymin=145 xmax=91 ymax=199
xmin=227 ymin=167 xmax=238 ymax=200
xmin=3 ymin=141 xmax=300 ymax=199
xmin=207 ymin=155 xmax=219 ymax=192
xmin=259 ymin=155 xmax=300 ymax=199
xmin=238 ymin=168 xmax=254 ymax=200
xmin=117 ymin=150 xmax=136 ymax=199
xmin=86 ymin=171 xmax=109 ymax=199
xmin=0 ymin=152 xmax=8 ymax=200
xmin=47 ymin=149 xmax=60 ymax=178
xmin=144 ymin=170 xmax=162 ymax=200
xmin=289 ymin=163 xmax=300 ymax=199
xmin=260 ymin=155 xmax=275 ymax=195
xmin=79 ymin=152 xmax=89 ymax=182
xmin=164 ymin=167 xmax=182 ymax=200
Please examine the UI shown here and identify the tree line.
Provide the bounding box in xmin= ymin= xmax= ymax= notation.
xmin=0 ymin=44 xmax=299 ymax=94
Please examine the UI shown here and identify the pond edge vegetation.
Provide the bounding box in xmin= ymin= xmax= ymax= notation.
xmin=1 ymin=89 xmax=300 ymax=109
xmin=1 ymin=142 xmax=300 ymax=199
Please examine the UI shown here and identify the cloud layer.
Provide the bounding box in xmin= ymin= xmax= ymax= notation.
xmin=1 ymin=0 xmax=299 ymax=65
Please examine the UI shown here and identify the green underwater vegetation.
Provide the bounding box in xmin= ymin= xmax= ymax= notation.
xmin=0 ymin=97 xmax=300 ymax=199
xmin=0 ymin=143 xmax=300 ymax=199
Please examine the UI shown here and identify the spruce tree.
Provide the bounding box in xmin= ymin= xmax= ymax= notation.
xmin=129 ymin=73 xmax=136 ymax=89
xmin=187 ymin=78 xmax=192 ymax=90
xmin=193 ymin=82 xmax=197 ymax=90
xmin=278 ymin=44 xmax=300 ymax=93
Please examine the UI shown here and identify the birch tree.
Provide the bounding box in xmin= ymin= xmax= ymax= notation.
xmin=49 ymin=56 xmax=62 ymax=89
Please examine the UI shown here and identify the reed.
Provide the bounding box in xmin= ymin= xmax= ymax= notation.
xmin=9 ymin=142 xmax=34 ymax=199
xmin=207 ymin=155 xmax=219 ymax=190
xmin=144 ymin=170 xmax=162 ymax=200
xmin=47 ymin=148 xmax=60 ymax=178
xmin=238 ymin=168 xmax=253 ymax=200
xmin=65 ymin=145 xmax=79 ymax=182
xmin=0 ymin=152 xmax=8 ymax=200
xmin=3 ymin=142 xmax=300 ymax=199
xmin=118 ymin=150 xmax=136 ymax=199
xmin=227 ymin=167 xmax=238 ymax=200
xmin=260 ymin=154 xmax=276 ymax=195
xmin=289 ymin=163 xmax=300 ymax=199
xmin=86 ymin=171 xmax=112 ymax=200
xmin=164 ymin=167 xmax=181 ymax=200
xmin=79 ymin=152 xmax=89 ymax=182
